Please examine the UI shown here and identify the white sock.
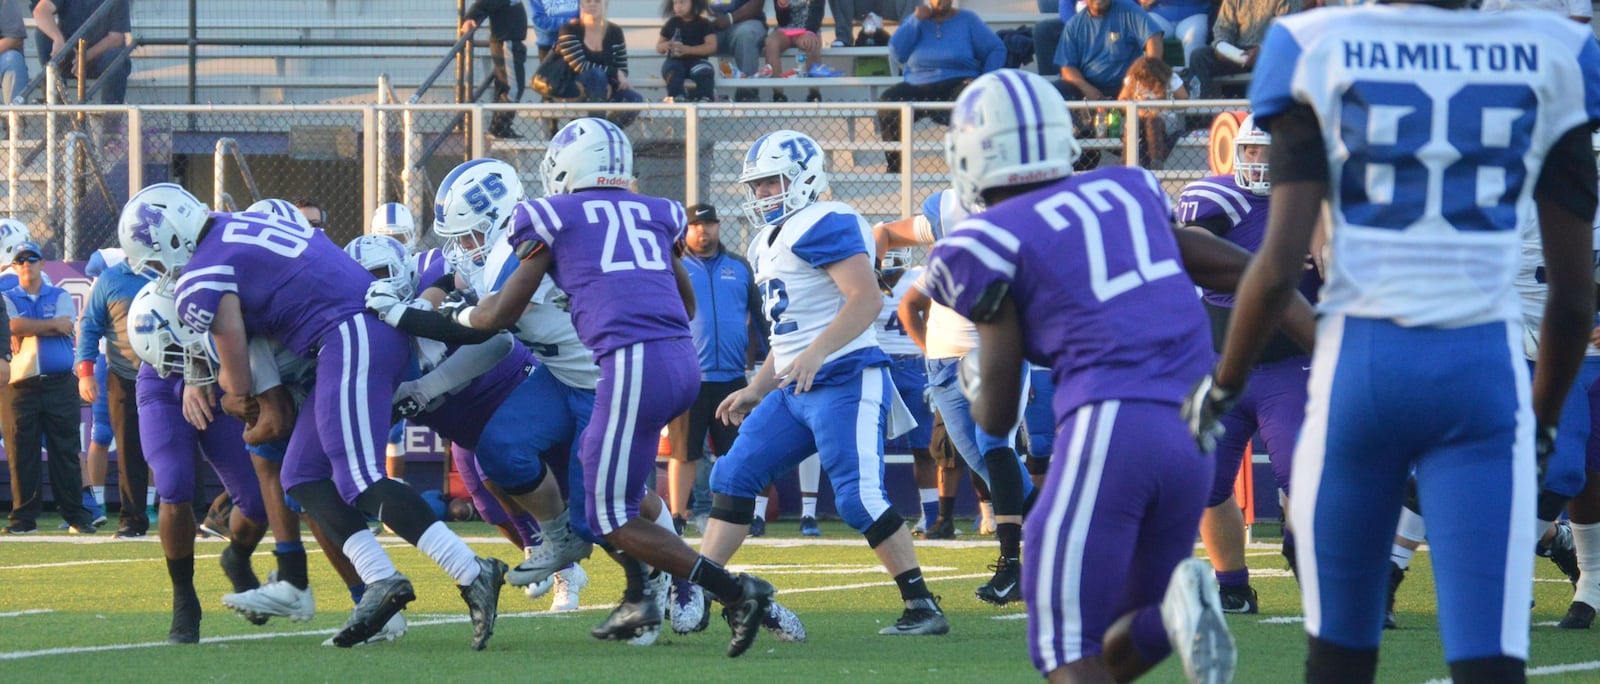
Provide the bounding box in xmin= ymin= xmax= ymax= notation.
xmin=979 ymin=501 xmax=994 ymax=521
xmin=387 ymin=442 xmax=403 ymax=460
xmin=919 ymin=488 xmax=938 ymax=505
xmin=1396 ymin=507 xmax=1426 ymax=543
xmin=1390 ymin=544 xmax=1415 ymax=570
xmin=90 ymin=486 xmax=105 ymax=506
xmin=754 ymin=496 xmax=768 ymax=522
xmin=1573 ymin=521 xmax=1600 ymax=606
xmin=798 ymin=454 xmax=821 ymax=492
xmin=146 ymin=489 xmax=157 ymax=507
xmin=342 ymin=529 xmax=399 ymax=584
xmin=652 ymin=498 xmax=676 ymax=534
xmin=418 ymin=521 xmax=481 ymax=587
xmin=801 ymin=496 xmax=818 ymax=520
xmin=1537 ymin=517 xmax=1556 ymax=546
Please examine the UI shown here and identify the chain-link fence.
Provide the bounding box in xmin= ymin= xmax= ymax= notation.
xmin=0 ymin=100 xmax=1251 ymax=261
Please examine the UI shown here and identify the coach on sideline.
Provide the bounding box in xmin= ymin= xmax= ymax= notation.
xmin=76 ymin=250 xmax=150 ymax=538
xmin=4 ymin=241 xmax=94 ymax=535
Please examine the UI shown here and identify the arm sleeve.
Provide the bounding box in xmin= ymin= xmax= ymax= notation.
xmin=1535 ymin=124 xmax=1600 ymax=222
xmin=409 ymin=333 xmax=516 ymax=403
xmin=394 ymin=306 xmax=500 ymax=345
xmin=610 ymin=24 xmax=629 ymax=74
xmin=248 ymin=337 xmax=285 ymax=394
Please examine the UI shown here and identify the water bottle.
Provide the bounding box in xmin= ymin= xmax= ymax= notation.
xmin=1106 ymin=109 xmax=1123 ymax=139
xmin=796 ymin=51 xmax=809 ymax=78
xmin=671 ymin=28 xmax=683 ymax=57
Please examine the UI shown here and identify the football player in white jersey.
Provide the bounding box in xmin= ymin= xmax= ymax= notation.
xmin=875 ymin=249 xmax=939 ymax=537
xmin=1186 ymin=2 xmax=1600 ymax=680
xmin=708 ymin=130 xmax=949 ymax=636
xmin=883 ymin=187 xmax=1036 ymax=606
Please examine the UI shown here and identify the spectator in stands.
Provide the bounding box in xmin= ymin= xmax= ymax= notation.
xmin=292 ymin=198 xmax=325 ymax=229
xmin=553 ymin=0 xmax=646 ymax=127
xmin=1480 ymin=0 xmax=1590 ymax=22
xmin=530 ymin=0 xmax=582 ymax=59
xmin=877 ymin=0 xmax=1004 ymax=173
xmin=1053 ymin=0 xmax=1163 ymax=103
xmin=0 ymin=0 xmax=27 ymax=104
xmin=4 ymin=241 xmax=94 ymax=535
xmin=32 ymin=0 xmax=130 ymax=105
xmin=76 ymin=247 xmax=149 ymax=538
xmin=659 ymin=0 xmax=719 ymax=102
xmin=461 ymin=0 xmax=530 ymax=139
xmin=827 ymin=0 xmax=913 ymax=47
xmin=1117 ymin=55 xmax=1187 ymax=167
xmin=1140 ymin=0 xmax=1210 ymax=68
xmin=758 ymin=0 xmax=846 ymax=103
xmin=711 ymin=0 xmax=767 ymax=101
xmin=1185 ymin=0 xmax=1297 ymax=100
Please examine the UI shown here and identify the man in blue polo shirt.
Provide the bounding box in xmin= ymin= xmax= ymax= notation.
xmin=1054 ymin=0 xmax=1163 ymax=101
xmin=3 ymin=241 xmax=94 ymax=534
xmin=76 ymin=248 xmax=150 ymax=537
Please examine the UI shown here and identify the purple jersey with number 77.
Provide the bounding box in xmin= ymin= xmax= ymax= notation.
xmin=175 ymin=211 xmax=374 ymax=355
xmin=506 ymin=189 xmax=691 ymax=357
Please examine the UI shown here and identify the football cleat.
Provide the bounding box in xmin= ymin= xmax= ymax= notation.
xmin=975 ymin=557 xmax=1022 ymax=606
xmin=169 ymin=589 xmax=202 ymax=644
xmin=1540 ymin=520 xmax=1581 ymax=586
xmin=878 ymin=597 xmax=949 ymax=636
xmin=748 ymin=517 xmax=767 ymax=538
xmin=219 ymin=545 xmax=266 ymax=625
xmin=1384 ymin=562 xmax=1406 ymax=630
xmin=670 ymin=577 xmax=710 ymax=634
xmin=323 ymin=612 xmax=408 ymax=647
xmin=459 ymin=557 xmax=507 ymax=650
xmin=592 ymin=594 xmax=662 ymax=643
xmin=763 ymin=599 xmax=807 ymax=641
xmin=222 ymin=580 xmax=314 ymax=623
xmin=800 ymin=516 xmax=821 ymax=537
xmin=723 ymin=574 xmax=776 ymax=657
xmin=626 ymin=570 xmax=673 ymax=646
xmin=522 ymin=547 xmax=556 ymax=599
xmin=1559 ymin=601 xmax=1596 ymax=629
xmin=1217 ymin=584 xmax=1258 ymax=615
xmin=508 ymin=511 xmax=593 ymax=588
xmin=331 ymin=575 xmax=415 ymax=648
xmin=1161 ymin=558 xmax=1237 ymax=684
xmin=551 ymin=563 xmax=589 ymax=612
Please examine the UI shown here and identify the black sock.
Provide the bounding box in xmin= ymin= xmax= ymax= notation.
xmin=167 ymin=556 xmax=195 ymax=591
xmin=997 ymin=522 xmax=1022 ymax=560
xmin=690 ymin=556 xmax=742 ymax=604
xmin=611 ymin=550 xmax=648 ymax=602
xmin=894 ymin=568 xmax=933 ymax=602
xmin=1306 ymin=636 xmax=1378 ymax=684
xmin=1448 ymin=656 xmax=1525 ymax=684
xmin=937 ymin=497 xmax=954 ymax=520
xmin=276 ymin=548 xmax=310 ymax=590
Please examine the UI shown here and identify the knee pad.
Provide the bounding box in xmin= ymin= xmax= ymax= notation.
xmin=709 ymin=492 xmax=756 ymax=526
xmin=864 ymin=509 xmax=906 ymax=549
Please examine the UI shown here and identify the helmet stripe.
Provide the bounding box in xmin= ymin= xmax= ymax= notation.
xmin=994 ymin=71 xmax=1033 ymax=164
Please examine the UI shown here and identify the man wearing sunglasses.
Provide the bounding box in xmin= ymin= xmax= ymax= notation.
xmin=3 ymin=241 xmax=95 ymax=534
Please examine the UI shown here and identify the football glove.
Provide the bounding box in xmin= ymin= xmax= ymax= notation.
xmin=437 ymin=289 xmax=480 ymax=328
xmin=1180 ymin=373 xmax=1242 ymax=453
xmin=365 ymin=280 xmax=409 ymax=327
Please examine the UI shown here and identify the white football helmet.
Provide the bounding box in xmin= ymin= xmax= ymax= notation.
xmin=1234 ymin=114 xmax=1271 ymax=196
xmin=433 ymin=158 xmax=524 ymax=280
xmin=370 ymin=202 xmax=417 ymax=250
xmin=738 ymin=130 xmax=828 ymax=227
xmin=127 ymin=281 xmax=194 ymax=378
xmin=881 ymin=248 xmax=914 ymax=277
xmin=541 ymin=117 xmax=634 ymax=196
xmin=346 ymin=234 xmax=417 ymax=301
xmin=945 ymin=69 xmax=1080 ymax=211
xmin=119 ymin=183 xmax=210 ymax=280
xmin=245 ymin=198 xmax=312 ymax=228
xmin=0 ymin=218 xmax=33 ymax=261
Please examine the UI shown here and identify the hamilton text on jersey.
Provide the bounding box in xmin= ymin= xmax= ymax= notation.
xmin=1343 ymin=40 xmax=1538 ymax=73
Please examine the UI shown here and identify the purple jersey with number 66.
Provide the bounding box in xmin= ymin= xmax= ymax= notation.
xmin=923 ymin=166 xmax=1212 ymax=419
xmin=175 ymin=212 xmax=374 ymax=355
xmin=507 ymin=189 xmax=691 ymax=357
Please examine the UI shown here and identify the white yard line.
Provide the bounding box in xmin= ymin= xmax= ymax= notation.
xmin=0 ymin=571 xmax=994 ymax=661
xmin=0 ymin=609 xmax=54 ymax=618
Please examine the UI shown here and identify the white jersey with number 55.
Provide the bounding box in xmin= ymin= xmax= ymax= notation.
xmin=1249 ymin=4 xmax=1600 ymax=328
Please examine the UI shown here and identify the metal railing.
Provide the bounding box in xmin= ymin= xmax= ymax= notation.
xmin=212 ymin=137 xmax=262 ymax=211
xmin=0 ymin=100 xmax=1249 ymax=260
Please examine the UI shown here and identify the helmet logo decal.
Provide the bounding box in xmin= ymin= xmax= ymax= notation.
xmin=779 ymin=137 xmax=817 ymax=166
xmin=132 ymin=204 xmax=162 ymax=247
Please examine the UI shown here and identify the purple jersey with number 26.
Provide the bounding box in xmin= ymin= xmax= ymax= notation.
xmin=175 ymin=212 xmax=374 ymax=355
xmin=507 ymin=188 xmax=691 ymax=357
xmin=923 ymin=166 xmax=1212 ymax=420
